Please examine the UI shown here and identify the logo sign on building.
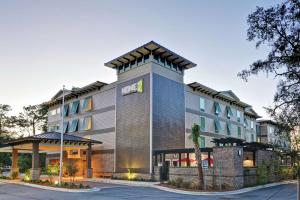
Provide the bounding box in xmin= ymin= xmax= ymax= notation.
xmin=121 ymin=79 xmax=144 ymax=96
xmin=202 ymin=160 xmax=209 ymax=169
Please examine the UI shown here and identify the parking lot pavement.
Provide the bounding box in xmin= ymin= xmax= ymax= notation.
xmin=0 ymin=182 xmax=296 ymax=200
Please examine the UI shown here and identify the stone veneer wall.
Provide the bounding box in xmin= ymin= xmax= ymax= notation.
xmin=92 ymin=151 xmax=114 ymax=177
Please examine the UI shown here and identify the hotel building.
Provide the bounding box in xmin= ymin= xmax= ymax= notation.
xmin=46 ymin=41 xmax=261 ymax=177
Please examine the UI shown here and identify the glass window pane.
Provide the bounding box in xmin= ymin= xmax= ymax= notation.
xmin=227 ymin=123 xmax=232 ymax=135
xmin=69 ymin=119 xmax=78 ymax=133
xmin=82 ymin=116 xmax=92 ymax=131
xmin=214 ymin=119 xmax=222 ymax=133
xmin=199 ymin=117 xmax=205 ymax=131
xmin=70 ymin=101 xmax=79 ymax=114
xmin=200 ymin=98 xmax=205 ymax=111
xmin=226 ymin=106 xmax=233 ymax=118
xmin=82 ymin=97 xmax=92 ymax=112
xmin=214 ymin=102 xmax=221 ymax=115
xmin=63 ymin=104 xmax=69 ymax=117
xmin=237 ymin=126 xmax=242 ymax=138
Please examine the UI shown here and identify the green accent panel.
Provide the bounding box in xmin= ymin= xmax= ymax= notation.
xmin=200 ymin=98 xmax=205 ymax=111
xmin=63 ymin=104 xmax=69 ymax=117
xmin=226 ymin=106 xmax=233 ymax=118
xmin=214 ymin=102 xmax=221 ymax=115
xmin=227 ymin=123 xmax=232 ymax=135
xmin=200 ymin=117 xmax=205 ymax=131
xmin=137 ymin=79 xmax=144 ymax=93
xmin=214 ymin=119 xmax=222 ymax=133
xmin=199 ymin=136 xmax=206 ymax=148
xmin=237 ymin=126 xmax=242 ymax=138
xmin=69 ymin=119 xmax=78 ymax=133
xmin=70 ymin=101 xmax=79 ymax=114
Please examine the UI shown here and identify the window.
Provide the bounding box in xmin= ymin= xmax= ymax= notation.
xmin=159 ymin=57 xmax=165 ymax=66
xmin=178 ymin=66 xmax=183 ymax=74
xmin=268 ymin=126 xmax=274 ymax=134
xmin=124 ymin=63 xmax=130 ymax=71
xmin=70 ymin=101 xmax=79 ymax=115
xmin=237 ymin=110 xmax=241 ymax=122
xmin=251 ymin=134 xmax=255 ymax=142
xmin=166 ymin=60 xmax=171 ymax=68
xmin=226 ymin=106 xmax=233 ymax=118
xmin=227 ymin=123 xmax=232 ymax=135
xmin=137 ymin=57 xmax=143 ymax=65
xmin=82 ymin=97 xmax=92 ymax=112
xmin=172 ymin=63 xmax=177 ymax=71
xmin=82 ymin=116 xmax=92 ymax=131
xmin=250 ymin=121 xmax=254 ymax=129
xmin=214 ymin=102 xmax=222 ymax=115
xmin=49 ymin=124 xmax=60 ymax=132
xmin=199 ymin=136 xmax=205 ymax=148
xmin=119 ymin=65 xmax=124 ymax=73
xmin=199 ymin=117 xmax=205 ymax=131
xmin=214 ymin=119 xmax=222 ymax=133
xmin=237 ymin=126 xmax=242 ymax=138
xmin=144 ymin=54 xmax=150 ymax=62
xmin=153 ymin=54 xmax=159 ymax=62
xmin=200 ymin=97 xmax=205 ymax=112
xmin=63 ymin=104 xmax=69 ymax=117
xmin=244 ymin=118 xmax=248 ymax=127
xmin=69 ymin=119 xmax=79 ymax=133
xmin=63 ymin=122 xmax=68 ymax=133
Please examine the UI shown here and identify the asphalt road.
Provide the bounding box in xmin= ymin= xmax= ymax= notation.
xmin=0 ymin=182 xmax=296 ymax=200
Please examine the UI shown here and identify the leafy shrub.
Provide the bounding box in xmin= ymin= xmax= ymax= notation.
xmin=47 ymin=164 xmax=59 ymax=184
xmin=10 ymin=171 xmax=19 ymax=179
xmin=257 ymin=161 xmax=268 ymax=185
xmin=182 ymin=181 xmax=191 ymax=189
xmin=23 ymin=169 xmax=31 ymax=181
xmin=191 ymin=181 xmax=200 ymax=190
xmin=79 ymin=183 xmax=84 ymax=189
xmin=65 ymin=160 xmax=79 ymax=183
xmin=174 ymin=177 xmax=183 ymax=188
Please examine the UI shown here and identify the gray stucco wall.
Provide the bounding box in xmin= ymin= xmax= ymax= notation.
xmin=115 ymin=74 xmax=151 ymax=173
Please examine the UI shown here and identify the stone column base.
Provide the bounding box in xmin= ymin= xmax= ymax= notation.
xmin=87 ymin=168 xmax=93 ymax=178
xmin=31 ymin=168 xmax=41 ymax=180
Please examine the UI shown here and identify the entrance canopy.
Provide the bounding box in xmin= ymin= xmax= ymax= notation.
xmin=0 ymin=132 xmax=102 ymax=153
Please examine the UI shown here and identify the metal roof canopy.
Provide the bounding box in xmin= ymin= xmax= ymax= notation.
xmin=0 ymin=132 xmax=102 ymax=153
xmin=104 ymin=41 xmax=197 ymax=70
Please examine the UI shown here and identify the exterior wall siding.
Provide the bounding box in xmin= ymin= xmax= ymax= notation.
xmin=152 ymin=73 xmax=185 ymax=150
xmin=115 ymin=74 xmax=151 ymax=173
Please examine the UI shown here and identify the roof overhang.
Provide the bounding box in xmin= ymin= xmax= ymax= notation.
xmin=104 ymin=41 xmax=197 ymax=70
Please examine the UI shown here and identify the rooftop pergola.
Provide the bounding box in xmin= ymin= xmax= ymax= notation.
xmin=0 ymin=132 xmax=102 ymax=180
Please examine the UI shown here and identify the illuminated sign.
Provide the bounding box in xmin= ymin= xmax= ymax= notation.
xmin=121 ymin=79 xmax=144 ymax=96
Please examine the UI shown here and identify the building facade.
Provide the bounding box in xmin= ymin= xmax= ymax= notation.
xmin=46 ymin=41 xmax=261 ymax=177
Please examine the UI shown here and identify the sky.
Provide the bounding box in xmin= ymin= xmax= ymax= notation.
xmin=0 ymin=0 xmax=282 ymax=118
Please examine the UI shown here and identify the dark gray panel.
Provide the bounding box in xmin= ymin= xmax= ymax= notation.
xmin=152 ymin=73 xmax=185 ymax=150
xmin=116 ymin=74 xmax=150 ymax=173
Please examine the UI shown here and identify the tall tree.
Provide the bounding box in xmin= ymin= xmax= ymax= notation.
xmin=190 ymin=123 xmax=204 ymax=189
xmin=0 ymin=104 xmax=15 ymax=139
xmin=16 ymin=105 xmax=48 ymax=136
xmin=239 ymin=0 xmax=300 ymax=198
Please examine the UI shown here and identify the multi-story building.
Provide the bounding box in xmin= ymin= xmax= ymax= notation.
xmin=45 ymin=41 xmax=261 ymax=177
xmin=257 ymin=119 xmax=290 ymax=150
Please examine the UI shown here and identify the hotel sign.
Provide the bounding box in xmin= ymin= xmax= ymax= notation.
xmin=121 ymin=79 xmax=144 ymax=96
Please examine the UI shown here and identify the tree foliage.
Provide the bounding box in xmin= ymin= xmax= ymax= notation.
xmin=15 ymin=104 xmax=48 ymax=136
xmin=238 ymin=0 xmax=300 ymax=133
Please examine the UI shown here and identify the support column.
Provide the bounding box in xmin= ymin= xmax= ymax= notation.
xmin=87 ymin=143 xmax=93 ymax=178
xmin=31 ymin=142 xmax=40 ymax=180
xmin=11 ymin=149 xmax=19 ymax=177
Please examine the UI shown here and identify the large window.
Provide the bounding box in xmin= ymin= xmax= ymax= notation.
xmin=214 ymin=102 xmax=222 ymax=115
xmin=200 ymin=97 xmax=205 ymax=112
xmin=227 ymin=123 xmax=232 ymax=135
xmin=251 ymin=134 xmax=255 ymax=142
xmin=69 ymin=119 xmax=79 ymax=133
xmin=244 ymin=118 xmax=248 ymax=128
xmin=199 ymin=136 xmax=205 ymax=148
xmin=82 ymin=116 xmax=92 ymax=131
xmin=63 ymin=104 xmax=69 ymax=117
xmin=82 ymin=97 xmax=92 ymax=112
xmin=250 ymin=121 xmax=254 ymax=129
xmin=237 ymin=126 xmax=242 ymax=138
xmin=226 ymin=106 xmax=233 ymax=119
xmin=237 ymin=110 xmax=241 ymax=122
xmin=199 ymin=116 xmax=205 ymax=131
xmin=214 ymin=119 xmax=222 ymax=133
xmin=70 ymin=101 xmax=80 ymax=115
xmin=63 ymin=122 xmax=68 ymax=133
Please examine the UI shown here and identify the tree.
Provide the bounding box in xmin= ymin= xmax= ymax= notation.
xmin=0 ymin=104 xmax=15 ymax=138
xmin=189 ymin=123 xmax=204 ymax=189
xmin=65 ymin=159 xmax=79 ymax=183
xmin=239 ymin=0 xmax=300 ymax=197
xmin=15 ymin=104 xmax=48 ymax=136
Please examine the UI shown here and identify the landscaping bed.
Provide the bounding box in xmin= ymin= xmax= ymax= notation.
xmin=23 ymin=179 xmax=91 ymax=189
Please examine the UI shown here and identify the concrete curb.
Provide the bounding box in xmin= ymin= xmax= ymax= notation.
xmin=0 ymin=180 xmax=100 ymax=193
xmin=87 ymin=178 xmax=159 ymax=187
xmin=86 ymin=178 xmax=296 ymax=196
xmin=152 ymin=180 xmax=297 ymax=196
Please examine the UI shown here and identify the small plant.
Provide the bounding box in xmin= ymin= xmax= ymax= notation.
xmin=79 ymin=183 xmax=84 ymax=188
xmin=257 ymin=161 xmax=268 ymax=185
xmin=63 ymin=182 xmax=69 ymax=187
xmin=47 ymin=164 xmax=59 ymax=184
xmin=10 ymin=171 xmax=19 ymax=179
xmin=65 ymin=160 xmax=79 ymax=183
xmin=174 ymin=177 xmax=183 ymax=188
xmin=23 ymin=169 xmax=31 ymax=181
xmin=182 ymin=181 xmax=191 ymax=189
